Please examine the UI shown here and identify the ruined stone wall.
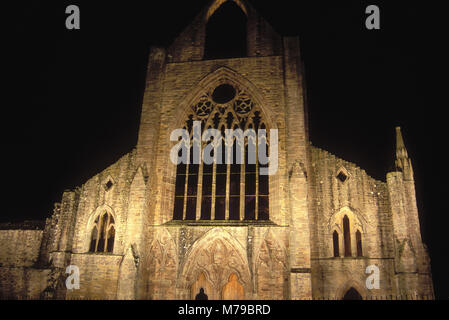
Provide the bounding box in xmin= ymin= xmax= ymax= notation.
xmin=60 ymin=150 xmax=150 ymax=299
xmin=65 ymin=254 xmax=122 ymax=300
xmin=0 ymin=228 xmax=52 ymax=299
xmin=0 ymin=229 xmax=43 ymax=267
xmin=69 ymin=151 xmax=138 ymax=256
xmin=167 ymin=0 xmax=282 ymax=63
xmin=307 ymin=146 xmax=397 ymax=298
xmin=386 ymin=172 xmax=434 ymax=297
xmin=0 ymin=267 xmax=50 ymax=299
xmin=0 ymin=0 xmax=433 ymax=300
xmin=133 ymin=0 xmax=311 ymax=299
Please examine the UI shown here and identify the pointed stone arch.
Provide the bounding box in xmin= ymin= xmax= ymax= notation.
xmin=124 ymin=166 xmax=147 ymax=252
xmin=255 ymin=229 xmax=288 ymax=299
xmin=163 ymin=66 xmax=280 ymax=224
xmin=171 ymin=66 xmax=276 ymax=134
xmin=328 ymin=206 xmax=369 ymax=233
xmin=148 ymin=228 xmax=178 ymax=299
xmin=222 ymin=273 xmax=245 ymax=300
xmin=397 ymin=238 xmax=417 ymax=273
xmin=204 ymin=0 xmax=248 ymax=59
xmin=85 ymin=204 xmax=117 ymax=253
xmin=328 ymin=207 xmax=369 ymax=258
xmin=117 ymin=245 xmax=138 ymax=300
xmin=179 ymin=228 xmax=251 ymax=300
xmin=336 ymin=280 xmax=367 ymax=300
xmin=206 ymin=0 xmax=248 ymax=21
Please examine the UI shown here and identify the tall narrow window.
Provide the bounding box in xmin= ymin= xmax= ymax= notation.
xmin=173 ymin=141 xmax=187 ymax=220
xmin=244 ymin=141 xmax=256 ymax=220
xmin=258 ymin=125 xmax=269 ymax=220
xmin=204 ymin=1 xmax=247 ymax=60
xmin=356 ymin=230 xmax=363 ymax=257
xmin=186 ymin=145 xmax=199 ymax=220
xmin=172 ymin=84 xmax=269 ymax=222
xmin=333 ymin=230 xmax=340 ymax=257
xmin=229 ymin=140 xmax=241 ymax=220
xmin=201 ymin=145 xmax=213 ymax=220
xmin=343 ymin=215 xmax=351 ymax=257
xmin=215 ymin=138 xmax=227 ymax=220
xmin=89 ymin=212 xmax=115 ymax=253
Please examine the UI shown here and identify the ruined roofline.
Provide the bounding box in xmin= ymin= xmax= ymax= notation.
xmin=60 ymin=148 xmax=138 ymax=195
xmin=309 ymin=143 xmax=387 ymax=186
xmin=0 ymin=220 xmax=45 ymax=230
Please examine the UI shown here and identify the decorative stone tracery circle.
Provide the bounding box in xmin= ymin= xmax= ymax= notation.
xmin=193 ymin=95 xmax=213 ymax=118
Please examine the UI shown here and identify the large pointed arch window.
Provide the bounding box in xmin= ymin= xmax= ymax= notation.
xmin=89 ymin=212 xmax=115 ymax=253
xmin=204 ymin=1 xmax=247 ymax=60
xmin=173 ymin=83 xmax=270 ymax=221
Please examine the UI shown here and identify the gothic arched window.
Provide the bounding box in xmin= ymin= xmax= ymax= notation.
xmin=172 ymin=84 xmax=269 ymax=221
xmin=333 ymin=230 xmax=340 ymax=257
xmin=356 ymin=230 xmax=363 ymax=257
xmin=204 ymin=1 xmax=247 ymax=60
xmin=89 ymin=212 xmax=115 ymax=253
xmin=342 ymin=287 xmax=363 ymax=300
xmin=343 ymin=215 xmax=351 ymax=257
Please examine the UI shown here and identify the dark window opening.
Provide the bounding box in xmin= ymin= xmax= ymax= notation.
xmin=343 ymin=215 xmax=352 ymax=257
xmin=212 ymin=84 xmax=236 ymax=104
xmin=104 ymin=180 xmax=113 ymax=191
xmin=333 ymin=230 xmax=340 ymax=257
xmin=89 ymin=212 xmax=115 ymax=253
xmin=342 ymin=287 xmax=363 ymax=300
xmin=204 ymin=1 xmax=247 ymax=60
xmin=356 ymin=230 xmax=363 ymax=257
xmin=337 ymin=171 xmax=348 ymax=183
xmin=172 ymin=85 xmax=269 ymax=222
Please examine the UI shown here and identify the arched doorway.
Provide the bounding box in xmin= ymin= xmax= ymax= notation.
xmin=180 ymin=229 xmax=252 ymax=300
xmin=191 ymin=272 xmax=214 ymax=300
xmin=342 ymin=287 xmax=363 ymax=300
xmin=222 ymin=273 xmax=244 ymax=300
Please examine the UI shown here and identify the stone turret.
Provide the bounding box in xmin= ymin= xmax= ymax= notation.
xmin=387 ymin=127 xmax=434 ymax=297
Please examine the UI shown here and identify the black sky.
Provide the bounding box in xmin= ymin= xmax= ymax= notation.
xmin=5 ymin=1 xmax=447 ymax=298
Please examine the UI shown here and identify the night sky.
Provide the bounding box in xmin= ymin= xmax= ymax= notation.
xmin=5 ymin=1 xmax=447 ymax=298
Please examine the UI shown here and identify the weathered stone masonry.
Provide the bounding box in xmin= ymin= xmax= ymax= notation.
xmin=0 ymin=0 xmax=433 ymax=299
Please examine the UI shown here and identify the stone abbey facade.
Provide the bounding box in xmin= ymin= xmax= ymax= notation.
xmin=0 ymin=0 xmax=434 ymax=300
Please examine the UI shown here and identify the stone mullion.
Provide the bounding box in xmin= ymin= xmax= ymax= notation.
xmin=225 ymin=142 xmax=230 ymax=220
xmin=104 ymin=214 xmax=111 ymax=252
xmin=211 ymin=153 xmax=217 ymax=220
xmin=255 ymin=140 xmax=259 ymax=220
xmin=239 ymin=147 xmax=245 ymax=221
xmin=182 ymin=155 xmax=190 ymax=221
xmin=94 ymin=222 xmax=100 ymax=253
xmin=95 ymin=214 xmax=104 ymax=252
xmin=98 ymin=215 xmax=105 ymax=252
xmin=351 ymin=221 xmax=357 ymax=258
xmin=196 ymin=143 xmax=204 ymax=221
xmin=339 ymin=230 xmax=344 ymax=258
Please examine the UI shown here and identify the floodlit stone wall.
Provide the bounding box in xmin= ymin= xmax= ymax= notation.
xmin=0 ymin=0 xmax=433 ymax=300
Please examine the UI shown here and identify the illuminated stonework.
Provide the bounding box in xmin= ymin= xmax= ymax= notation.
xmin=0 ymin=0 xmax=433 ymax=300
